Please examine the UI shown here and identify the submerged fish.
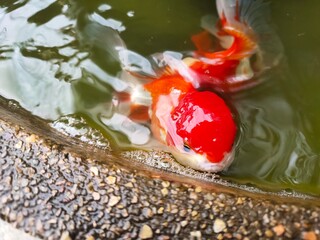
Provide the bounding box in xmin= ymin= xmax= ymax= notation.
xmin=120 ymin=72 xmax=237 ymax=172
xmin=99 ymin=0 xmax=282 ymax=172
xmin=181 ymin=0 xmax=283 ymax=92
xmin=142 ymin=75 xmax=237 ymax=172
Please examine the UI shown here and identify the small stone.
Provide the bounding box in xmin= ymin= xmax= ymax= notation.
xmin=123 ymin=220 xmax=131 ymax=231
xmin=171 ymin=208 xmax=178 ymax=214
xmin=217 ymin=234 xmax=224 ymax=240
xmin=256 ymin=229 xmax=262 ymax=236
xmin=26 ymin=134 xmax=37 ymax=143
xmin=142 ymin=208 xmax=153 ymax=218
xmin=21 ymin=179 xmax=29 ymax=187
xmin=121 ymin=209 xmax=129 ymax=218
xmin=233 ymin=233 xmax=242 ymax=239
xmin=125 ymin=182 xmax=133 ymax=188
xmin=265 ymin=229 xmax=274 ymax=238
xmin=92 ymin=192 xmax=101 ymax=201
xmin=9 ymin=212 xmax=16 ymax=221
xmin=157 ymin=207 xmax=164 ymax=214
xmin=273 ymin=224 xmax=285 ymax=236
xmin=161 ymin=181 xmax=170 ymax=188
xmin=161 ymin=188 xmax=168 ymax=196
xmin=181 ymin=221 xmax=188 ymax=227
xmin=263 ymin=214 xmax=270 ymax=224
xmin=49 ymin=158 xmax=59 ymax=166
xmin=108 ymin=195 xmax=120 ymax=207
xmin=195 ymin=186 xmax=202 ymax=193
xmin=302 ymin=231 xmax=317 ymax=240
xmin=90 ymin=167 xmax=99 ymax=176
xmin=190 ymin=192 xmax=198 ymax=200
xmin=139 ymin=225 xmax=153 ymax=239
xmin=86 ymin=236 xmax=94 ymax=240
xmin=14 ymin=141 xmax=22 ymax=149
xmin=179 ymin=209 xmax=187 ymax=217
xmin=236 ymin=197 xmax=244 ymax=205
xmin=213 ymin=219 xmax=226 ymax=233
xmin=131 ymin=195 xmax=138 ymax=204
xmin=190 ymin=231 xmax=201 ymax=240
xmin=60 ymin=231 xmax=72 ymax=240
xmin=106 ymin=176 xmax=116 ymax=185
xmin=191 ymin=211 xmax=198 ymax=217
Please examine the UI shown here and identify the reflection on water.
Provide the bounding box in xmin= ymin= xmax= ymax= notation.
xmin=1 ymin=0 xmax=320 ymax=195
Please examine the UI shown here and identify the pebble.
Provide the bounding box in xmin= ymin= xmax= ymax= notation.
xmin=157 ymin=207 xmax=164 ymax=214
xmin=302 ymin=231 xmax=317 ymax=240
xmin=213 ymin=219 xmax=226 ymax=233
xmin=161 ymin=181 xmax=170 ymax=188
xmin=25 ymin=134 xmax=37 ymax=143
xmin=131 ymin=195 xmax=138 ymax=204
xmin=106 ymin=176 xmax=116 ymax=185
xmin=21 ymin=178 xmax=29 ymax=187
xmin=191 ymin=210 xmax=198 ymax=217
xmin=161 ymin=188 xmax=168 ymax=196
xmin=142 ymin=207 xmax=153 ymax=218
xmin=60 ymin=231 xmax=72 ymax=240
xmin=2 ymin=117 xmax=320 ymax=240
xmin=108 ymin=195 xmax=121 ymax=207
xmin=14 ymin=141 xmax=22 ymax=149
xmin=179 ymin=209 xmax=187 ymax=217
xmin=190 ymin=231 xmax=202 ymax=240
xmin=189 ymin=192 xmax=198 ymax=200
xmin=90 ymin=167 xmax=99 ymax=176
xmin=265 ymin=229 xmax=274 ymax=238
xmin=124 ymin=182 xmax=133 ymax=188
xmin=273 ymin=224 xmax=285 ymax=236
xmin=181 ymin=221 xmax=188 ymax=227
xmin=92 ymin=192 xmax=101 ymax=201
xmin=139 ymin=225 xmax=153 ymax=239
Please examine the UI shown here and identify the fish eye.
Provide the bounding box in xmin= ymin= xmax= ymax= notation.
xmin=183 ymin=143 xmax=191 ymax=152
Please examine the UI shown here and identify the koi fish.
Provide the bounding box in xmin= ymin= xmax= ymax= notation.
xmin=181 ymin=0 xmax=283 ymax=92
xmin=124 ymin=73 xmax=237 ymax=172
xmin=98 ymin=0 xmax=283 ymax=172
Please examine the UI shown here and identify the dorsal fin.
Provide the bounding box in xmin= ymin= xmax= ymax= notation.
xmin=193 ymin=0 xmax=283 ymax=67
xmin=215 ymin=0 xmax=283 ymax=65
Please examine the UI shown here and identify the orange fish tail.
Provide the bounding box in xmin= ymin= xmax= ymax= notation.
xmin=193 ymin=0 xmax=283 ymax=65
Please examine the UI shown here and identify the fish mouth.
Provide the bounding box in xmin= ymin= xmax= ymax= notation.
xmin=171 ymin=147 xmax=235 ymax=172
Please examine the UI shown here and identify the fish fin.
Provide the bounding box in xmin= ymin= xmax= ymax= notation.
xmin=200 ymin=15 xmax=234 ymax=50
xmin=207 ymin=0 xmax=283 ymax=64
xmin=129 ymin=104 xmax=150 ymax=122
xmin=191 ymin=30 xmax=218 ymax=54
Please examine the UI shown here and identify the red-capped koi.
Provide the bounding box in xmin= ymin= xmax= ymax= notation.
xmin=141 ymin=74 xmax=237 ymax=172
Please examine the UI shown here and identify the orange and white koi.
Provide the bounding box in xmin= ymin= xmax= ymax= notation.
xmin=179 ymin=0 xmax=283 ymax=92
xmin=102 ymin=0 xmax=282 ymax=172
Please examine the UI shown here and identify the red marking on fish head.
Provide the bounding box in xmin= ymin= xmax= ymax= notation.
xmin=171 ymin=91 xmax=237 ymax=163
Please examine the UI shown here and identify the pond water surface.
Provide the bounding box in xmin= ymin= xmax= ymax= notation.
xmin=1 ymin=0 xmax=320 ymax=196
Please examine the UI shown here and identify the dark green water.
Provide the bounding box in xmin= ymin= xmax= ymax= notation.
xmin=1 ymin=0 xmax=320 ymax=195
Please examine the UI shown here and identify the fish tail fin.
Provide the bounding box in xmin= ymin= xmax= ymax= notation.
xmin=203 ymin=0 xmax=283 ymax=64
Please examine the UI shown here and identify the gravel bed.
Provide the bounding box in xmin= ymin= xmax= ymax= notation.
xmin=0 ymin=115 xmax=320 ymax=239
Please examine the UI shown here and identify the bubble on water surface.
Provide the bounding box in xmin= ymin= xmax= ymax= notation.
xmin=122 ymin=150 xmax=222 ymax=182
xmin=51 ymin=116 xmax=110 ymax=149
